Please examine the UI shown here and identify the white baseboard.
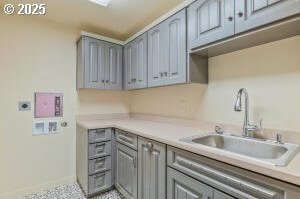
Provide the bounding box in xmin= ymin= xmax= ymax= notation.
xmin=0 ymin=176 xmax=76 ymax=199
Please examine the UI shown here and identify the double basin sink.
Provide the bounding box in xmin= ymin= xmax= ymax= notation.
xmin=181 ymin=133 xmax=299 ymax=166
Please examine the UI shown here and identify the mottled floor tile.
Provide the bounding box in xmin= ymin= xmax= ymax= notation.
xmin=22 ymin=182 xmax=124 ymax=199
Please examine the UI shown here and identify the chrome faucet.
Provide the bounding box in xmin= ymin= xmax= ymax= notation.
xmin=234 ymin=88 xmax=258 ymax=137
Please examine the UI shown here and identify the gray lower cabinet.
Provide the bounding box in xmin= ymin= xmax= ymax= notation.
xmin=115 ymin=143 xmax=138 ymax=199
xmin=235 ymin=0 xmax=300 ymax=34
xmin=138 ymin=137 xmax=166 ymax=199
xmin=148 ymin=9 xmax=186 ymax=88
xmin=188 ymin=0 xmax=235 ymax=49
xmin=77 ymin=36 xmax=122 ymax=90
xmin=167 ymin=146 xmax=300 ymax=199
xmin=124 ymin=33 xmax=148 ymax=90
xmin=76 ymin=126 xmax=113 ymax=197
xmin=168 ymin=167 xmax=234 ymax=199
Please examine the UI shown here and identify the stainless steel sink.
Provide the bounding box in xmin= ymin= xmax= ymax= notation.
xmin=181 ymin=134 xmax=299 ymax=166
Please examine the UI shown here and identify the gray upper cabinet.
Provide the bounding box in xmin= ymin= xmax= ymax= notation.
xmin=235 ymin=0 xmax=300 ymax=34
xmin=148 ymin=9 xmax=187 ymax=87
xmin=124 ymin=33 xmax=148 ymax=90
xmin=138 ymin=137 xmax=166 ymax=199
xmin=116 ymin=143 xmax=138 ymax=199
xmin=164 ymin=9 xmax=187 ymax=86
xmin=105 ymin=43 xmax=123 ymax=90
xmin=148 ymin=22 xmax=166 ymax=87
xmin=188 ymin=0 xmax=235 ymax=49
xmin=77 ymin=36 xmax=122 ymax=90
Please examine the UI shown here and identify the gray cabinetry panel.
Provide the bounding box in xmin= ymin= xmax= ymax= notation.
xmin=148 ymin=9 xmax=187 ymax=87
xmin=148 ymin=22 xmax=166 ymax=87
xmin=88 ymin=128 xmax=112 ymax=143
xmin=77 ymin=36 xmax=123 ymax=90
xmin=116 ymin=143 xmax=138 ymax=199
xmin=89 ymin=141 xmax=112 ymax=159
xmin=124 ymin=33 xmax=148 ymax=90
xmin=235 ymin=0 xmax=300 ymax=34
xmin=88 ymin=170 xmax=112 ymax=195
xmin=167 ymin=146 xmax=285 ymax=199
xmin=214 ymin=190 xmax=234 ymax=199
xmin=167 ymin=167 xmax=213 ymax=199
xmin=82 ymin=37 xmax=106 ymax=89
xmin=164 ymin=9 xmax=187 ymax=86
xmin=105 ymin=43 xmax=123 ymax=90
xmin=89 ymin=156 xmax=112 ymax=175
xmin=138 ymin=137 xmax=166 ymax=199
xmin=188 ymin=0 xmax=235 ymax=49
xmin=115 ymin=129 xmax=138 ymax=150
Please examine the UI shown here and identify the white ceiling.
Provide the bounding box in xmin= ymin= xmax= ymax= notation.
xmin=1 ymin=0 xmax=183 ymax=40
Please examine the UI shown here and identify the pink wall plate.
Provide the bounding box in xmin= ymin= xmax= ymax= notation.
xmin=35 ymin=92 xmax=63 ymax=118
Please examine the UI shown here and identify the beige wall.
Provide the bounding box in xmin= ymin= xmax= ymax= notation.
xmin=0 ymin=16 xmax=129 ymax=198
xmin=131 ymin=36 xmax=300 ymax=132
xmin=1 ymin=12 xmax=300 ymax=199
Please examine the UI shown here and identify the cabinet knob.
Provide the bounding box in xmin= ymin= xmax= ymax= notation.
xmin=164 ymin=72 xmax=168 ymax=76
xmin=146 ymin=142 xmax=153 ymax=151
xmin=106 ymin=80 xmax=109 ymax=83
xmin=160 ymin=72 xmax=163 ymax=77
xmin=228 ymin=16 xmax=233 ymax=21
xmin=101 ymin=80 xmax=105 ymax=83
xmin=237 ymin=12 xmax=244 ymax=18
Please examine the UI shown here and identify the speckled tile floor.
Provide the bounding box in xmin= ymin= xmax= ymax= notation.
xmin=22 ymin=182 xmax=124 ymax=199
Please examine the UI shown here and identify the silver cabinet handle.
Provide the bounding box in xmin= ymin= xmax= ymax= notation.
xmin=146 ymin=142 xmax=153 ymax=151
xmin=133 ymin=157 xmax=137 ymax=168
xmin=228 ymin=16 xmax=233 ymax=21
xmin=237 ymin=11 xmax=243 ymax=17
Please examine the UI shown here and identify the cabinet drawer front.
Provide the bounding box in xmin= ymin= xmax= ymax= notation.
xmin=89 ymin=141 xmax=111 ymax=159
xmin=167 ymin=146 xmax=284 ymax=199
xmin=167 ymin=167 xmax=213 ymax=199
xmin=88 ymin=170 xmax=112 ymax=195
xmin=116 ymin=129 xmax=138 ymax=150
xmin=89 ymin=128 xmax=112 ymax=143
xmin=89 ymin=156 xmax=111 ymax=175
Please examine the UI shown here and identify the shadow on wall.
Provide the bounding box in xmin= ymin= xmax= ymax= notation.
xmin=208 ymin=36 xmax=300 ymax=82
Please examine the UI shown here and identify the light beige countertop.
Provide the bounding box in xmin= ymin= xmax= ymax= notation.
xmin=77 ymin=116 xmax=300 ymax=187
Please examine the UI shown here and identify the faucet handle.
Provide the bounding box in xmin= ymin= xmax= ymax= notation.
xmin=275 ymin=133 xmax=283 ymax=144
xmin=215 ymin=126 xmax=224 ymax=134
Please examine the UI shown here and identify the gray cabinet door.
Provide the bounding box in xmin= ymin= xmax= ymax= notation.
xmin=124 ymin=33 xmax=148 ymax=90
xmin=235 ymin=0 xmax=300 ymax=34
xmin=164 ymin=9 xmax=187 ymax=86
xmin=214 ymin=190 xmax=234 ymax=199
xmin=83 ymin=37 xmax=106 ymax=89
xmin=148 ymin=22 xmax=167 ymax=87
xmin=167 ymin=167 xmax=214 ymax=199
xmin=138 ymin=137 xmax=166 ymax=199
xmin=188 ymin=0 xmax=235 ymax=49
xmin=105 ymin=43 xmax=123 ymax=90
xmin=116 ymin=143 xmax=138 ymax=199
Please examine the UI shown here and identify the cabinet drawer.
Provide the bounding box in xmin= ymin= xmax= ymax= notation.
xmin=88 ymin=170 xmax=112 ymax=195
xmin=89 ymin=156 xmax=111 ymax=175
xmin=167 ymin=146 xmax=284 ymax=199
xmin=167 ymin=167 xmax=213 ymax=199
xmin=89 ymin=141 xmax=111 ymax=159
xmin=88 ymin=128 xmax=112 ymax=143
xmin=116 ymin=129 xmax=138 ymax=150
